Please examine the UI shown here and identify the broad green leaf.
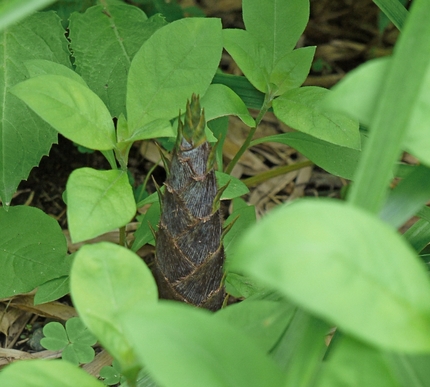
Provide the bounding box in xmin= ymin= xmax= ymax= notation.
xmin=119 ymin=301 xmax=285 ymax=387
xmin=0 ymin=0 xmax=56 ymax=32
xmin=269 ymin=46 xmax=316 ymax=96
xmin=0 ymin=359 xmax=104 ymax=387
xmin=317 ymin=336 xmax=401 ymax=387
xmin=214 ymin=299 xmax=295 ymax=352
xmin=229 ymin=199 xmax=430 ymax=352
xmin=0 ymin=206 xmax=68 ymax=298
xmin=252 ymin=131 xmax=361 ymax=180
xmin=0 ymin=12 xmax=70 ymax=205
xmin=127 ymin=17 xmax=223 ymax=131
xmin=71 ymin=242 xmax=157 ymax=379
xmin=223 ymin=28 xmax=269 ymax=93
xmin=66 ymin=168 xmax=136 ymax=243
xmin=24 ymin=59 xmax=87 ymax=85
xmin=69 ymin=5 xmax=167 ymax=117
xmin=11 ymin=75 xmax=116 ymax=151
xmin=243 ymin=0 xmax=309 ymax=68
xmin=201 ymin=84 xmax=255 ymax=127
xmin=273 ymin=86 xmax=361 ymax=149
xmin=216 ymin=171 xmax=250 ymax=199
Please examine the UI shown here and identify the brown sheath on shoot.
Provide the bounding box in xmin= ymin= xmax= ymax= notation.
xmin=153 ymin=94 xmax=225 ymax=311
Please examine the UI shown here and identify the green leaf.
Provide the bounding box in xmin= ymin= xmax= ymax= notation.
xmin=0 ymin=359 xmax=104 ymax=387
xmin=212 ymin=72 xmax=265 ymax=110
xmin=35 ymin=276 xmax=70 ymax=305
xmin=385 ymin=352 xmax=430 ymax=387
xmin=100 ymin=360 xmax=125 ymax=385
xmin=125 ymin=119 xmax=174 ymax=142
xmin=66 ymin=317 xmax=97 ymax=346
xmin=269 ymin=46 xmax=316 ymax=96
xmin=404 ymin=217 xmax=430 ymax=253
xmin=215 ymin=171 xmax=250 ymax=199
xmin=0 ymin=206 xmax=68 ymax=298
xmin=272 ymin=309 xmax=330 ymax=385
xmin=24 ymin=59 xmax=87 ymax=85
xmin=131 ymin=202 xmax=160 ymax=252
xmin=346 ymin=0 xmax=430 ymax=213
xmin=373 ymin=0 xmax=408 ymax=30
xmin=243 ymin=0 xmax=310 ymax=68
xmin=0 ymin=0 xmax=57 ymax=32
xmin=66 ymin=168 xmax=136 ymax=243
xmin=41 ymin=322 xmax=69 ymax=351
xmin=201 ymin=84 xmax=255 ymax=127
xmin=225 ymin=272 xmax=268 ymax=299
xmin=223 ymin=198 xmax=256 ymax=263
xmin=380 ymin=164 xmax=430 ymax=228
xmin=229 ymin=199 xmax=430 ymax=352
xmin=273 ymin=86 xmax=361 ymax=149
xmin=44 ymin=0 xmax=97 ymax=28
xmin=62 ymin=343 xmax=95 ymax=365
xmin=317 ymin=336 xmax=401 ymax=387
xmin=41 ymin=318 xmax=97 ymax=365
xmin=126 ymin=17 xmax=223 ymax=132
xmin=252 ymin=132 xmax=361 ymax=180
xmin=11 ymin=75 xmax=116 ymax=151
xmin=119 ymin=301 xmax=285 ymax=387
xmin=322 ymin=57 xmax=389 ymax=128
xmin=69 ymin=5 xmax=167 ymax=117
xmin=223 ymin=28 xmax=269 ymax=93
xmin=71 ymin=242 xmax=157 ymax=378
xmin=0 ymin=12 xmax=70 ymax=205
xmin=214 ymin=299 xmax=295 ymax=352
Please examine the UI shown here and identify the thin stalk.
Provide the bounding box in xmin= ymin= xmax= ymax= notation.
xmin=119 ymin=225 xmax=126 ymax=247
xmin=225 ymin=92 xmax=273 ymax=174
xmin=242 ymin=160 xmax=314 ymax=187
xmin=142 ymin=158 xmax=161 ymax=191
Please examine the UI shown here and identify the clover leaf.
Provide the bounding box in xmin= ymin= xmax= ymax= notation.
xmin=41 ymin=317 xmax=97 ymax=365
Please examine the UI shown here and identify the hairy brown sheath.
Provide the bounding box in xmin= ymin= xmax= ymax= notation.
xmin=153 ymin=94 xmax=225 ymax=311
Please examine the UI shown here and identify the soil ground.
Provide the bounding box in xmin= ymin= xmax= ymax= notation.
xmin=0 ymin=0 xmax=406 ymax=381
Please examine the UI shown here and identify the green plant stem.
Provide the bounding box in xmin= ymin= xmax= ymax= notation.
xmin=224 ymin=93 xmax=273 ymax=175
xmin=242 ymin=160 xmax=314 ymax=187
xmin=143 ymin=158 xmax=161 ymax=191
xmin=119 ymin=225 xmax=126 ymax=247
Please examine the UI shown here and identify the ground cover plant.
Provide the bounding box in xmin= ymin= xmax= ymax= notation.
xmin=1 ymin=0 xmax=430 ymax=386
